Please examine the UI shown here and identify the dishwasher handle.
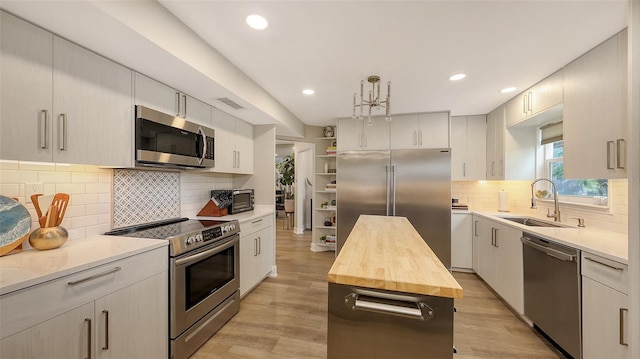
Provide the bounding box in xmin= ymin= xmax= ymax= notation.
xmin=521 ymin=236 xmax=576 ymax=262
xmin=344 ymin=293 xmax=434 ymax=321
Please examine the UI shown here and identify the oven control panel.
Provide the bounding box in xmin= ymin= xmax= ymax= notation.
xmin=182 ymin=220 xmax=240 ymax=249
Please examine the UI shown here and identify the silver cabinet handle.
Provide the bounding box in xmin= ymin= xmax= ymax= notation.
xmin=237 ymin=151 xmax=240 ymax=168
xmin=463 ymin=163 xmax=466 ymax=177
xmin=620 ymin=308 xmax=628 ymax=346
xmin=254 ymin=237 xmax=258 ymax=256
xmin=491 ymin=161 xmax=495 ymax=176
xmin=413 ymin=131 xmax=417 ymax=146
xmin=493 ymin=228 xmax=498 ymax=247
xmin=232 ymin=150 xmax=237 ymax=168
xmin=257 ymin=236 xmax=261 ymax=255
xmin=175 ymin=92 xmax=181 ymax=117
xmin=345 ymin=293 xmax=434 ymax=321
xmin=59 ymin=113 xmax=67 ymax=151
xmin=616 ymin=139 xmax=625 ymax=169
xmin=102 ymin=310 xmax=109 ymax=350
xmin=68 ymin=267 xmax=121 ymax=286
xmin=40 ymin=110 xmax=48 ymax=149
xmin=251 ymin=218 xmax=263 ymax=224
xmin=182 ymin=94 xmax=187 ymax=118
xmin=584 ymin=256 xmax=624 ymax=271
xmin=523 ymin=94 xmax=528 ymax=114
xmin=490 ymin=228 xmax=495 ymax=246
xmin=474 ymin=220 xmax=478 ymax=237
xmin=85 ymin=318 xmax=92 ymax=359
xmin=607 ymin=141 xmax=615 ymax=169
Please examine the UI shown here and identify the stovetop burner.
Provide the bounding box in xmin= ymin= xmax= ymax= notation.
xmin=104 ymin=217 xmax=239 ymax=256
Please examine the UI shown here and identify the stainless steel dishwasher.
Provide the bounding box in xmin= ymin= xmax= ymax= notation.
xmin=521 ymin=233 xmax=581 ymax=359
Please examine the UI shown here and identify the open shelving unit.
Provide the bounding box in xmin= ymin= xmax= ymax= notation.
xmin=311 ymin=136 xmax=337 ymax=252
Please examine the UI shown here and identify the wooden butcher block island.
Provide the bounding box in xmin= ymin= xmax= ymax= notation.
xmin=327 ymin=215 xmax=463 ymax=359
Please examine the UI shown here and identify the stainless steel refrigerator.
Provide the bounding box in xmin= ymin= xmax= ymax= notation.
xmin=337 ymin=148 xmax=451 ymax=268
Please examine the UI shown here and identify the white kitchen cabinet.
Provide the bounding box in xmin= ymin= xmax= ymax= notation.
xmin=133 ymin=72 xmax=211 ymax=127
xmin=505 ymin=70 xmax=563 ymax=127
xmin=0 ymin=11 xmax=54 ymax=163
xmin=471 ymin=216 xmax=480 ymax=273
xmin=0 ymin=11 xmax=132 ymax=167
xmin=473 ymin=215 xmax=524 ymax=314
xmin=485 ymin=105 xmax=536 ymax=181
xmin=210 ymin=107 xmax=254 ymax=174
xmin=582 ymin=252 xmax=629 ymax=359
xmin=563 ymin=29 xmax=627 ymax=179
xmin=390 ymin=112 xmax=450 ymax=149
xmin=52 ymin=37 xmax=132 ymax=167
xmin=451 ymin=212 xmax=472 ymax=270
xmin=0 ymin=247 xmax=168 ymax=358
xmin=239 ymin=215 xmax=274 ymax=296
xmin=337 ymin=116 xmax=390 ymax=151
xmin=451 ymin=115 xmax=486 ymax=180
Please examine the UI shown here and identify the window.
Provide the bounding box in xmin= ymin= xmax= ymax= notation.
xmin=541 ymin=141 xmax=608 ymax=205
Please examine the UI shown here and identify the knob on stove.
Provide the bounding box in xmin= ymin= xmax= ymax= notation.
xmin=195 ymin=234 xmax=203 ymax=242
xmin=186 ymin=236 xmax=196 ymax=245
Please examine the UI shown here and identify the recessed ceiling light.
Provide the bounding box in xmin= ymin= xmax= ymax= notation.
xmin=500 ymin=87 xmax=517 ymax=93
xmin=246 ymin=14 xmax=268 ymax=30
xmin=302 ymin=89 xmax=315 ymax=95
xmin=448 ymin=73 xmax=466 ymax=81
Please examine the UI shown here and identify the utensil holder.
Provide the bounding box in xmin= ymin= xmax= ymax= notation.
xmin=29 ymin=226 xmax=68 ymax=250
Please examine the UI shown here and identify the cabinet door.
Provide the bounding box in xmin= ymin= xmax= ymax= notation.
xmin=255 ymin=226 xmax=274 ymax=280
xmin=418 ymin=112 xmax=449 ymax=148
xmin=0 ymin=11 xmax=54 ymax=162
xmin=235 ymin=119 xmax=254 ymax=174
xmin=0 ymin=302 xmax=94 ymax=358
xmin=185 ymin=95 xmax=211 ymax=127
xmin=530 ymin=70 xmax=563 ymax=115
xmin=210 ymin=107 xmax=236 ymax=173
xmin=582 ymin=277 xmax=629 ymax=359
xmin=134 ymin=72 xmax=179 ymax=116
xmin=475 ymin=217 xmax=496 ymax=287
xmin=563 ymin=33 xmax=625 ymax=179
xmin=505 ymin=92 xmax=528 ymax=127
xmin=362 ymin=116 xmax=390 ymax=150
xmin=471 ymin=216 xmax=481 ymax=273
xmin=465 ymin=115 xmax=487 ymax=180
xmin=95 ymin=272 xmax=168 ymax=359
xmin=451 ymin=213 xmax=472 ymax=269
xmin=53 ymin=37 xmax=133 ymax=167
xmin=450 ymin=116 xmax=467 ymax=180
xmin=337 ymin=118 xmax=363 ymax=151
xmin=390 ymin=114 xmax=419 ymax=150
xmin=486 ymin=106 xmax=504 ymax=180
xmin=493 ymin=223 xmax=524 ymax=314
xmin=239 ymin=230 xmax=259 ymax=297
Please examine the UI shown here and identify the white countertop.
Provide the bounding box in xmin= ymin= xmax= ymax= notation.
xmin=0 ymin=236 xmax=168 ymax=296
xmin=473 ymin=211 xmax=628 ymax=264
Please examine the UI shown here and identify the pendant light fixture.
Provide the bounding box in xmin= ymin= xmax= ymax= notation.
xmin=352 ymin=75 xmax=391 ymax=125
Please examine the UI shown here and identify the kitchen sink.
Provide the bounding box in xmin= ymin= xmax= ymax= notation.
xmin=499 ymin=216 xmax=569 ymax=228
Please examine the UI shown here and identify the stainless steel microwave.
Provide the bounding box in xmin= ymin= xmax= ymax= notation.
xmin=135 ymin=105 xmax=215 ymax=169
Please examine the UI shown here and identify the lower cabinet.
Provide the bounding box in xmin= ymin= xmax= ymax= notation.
xmin=451 ymin=212 xmax=472 ymax=270
xmin=239 ymin=214 xmax=275 ymax=296
xmin=0 ymin=247 xmax=168 ymax=358
xmin=582 ymin=252 xmax=629 ymax=359
xmin=473 ymin=215 xmax=524 ymax=314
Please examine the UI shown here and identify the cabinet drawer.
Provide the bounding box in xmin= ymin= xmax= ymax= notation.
xmin=581 ymin=252 xmax=628 ymax=294
xmin=0 ymin=246 xmax=167 ymax=339
xmin=240 ymin=215 xmax=273 ymax=235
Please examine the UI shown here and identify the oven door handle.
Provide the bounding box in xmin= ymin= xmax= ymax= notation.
xmin=175 ymin=237 xmax=237 ymax=267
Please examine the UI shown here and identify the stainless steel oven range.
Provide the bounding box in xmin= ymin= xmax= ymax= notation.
xmin=105 ymin=217 xmax=240 ymax=359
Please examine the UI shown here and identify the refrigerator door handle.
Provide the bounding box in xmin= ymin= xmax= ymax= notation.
xmin=390 ymin=165 xmax=396 ymax=216
xmin=385 ymin=165 xmax=391 ymax=216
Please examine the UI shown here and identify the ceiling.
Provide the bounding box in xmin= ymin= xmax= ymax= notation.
xmin=1 ymin=1 xmax=629 ymax=137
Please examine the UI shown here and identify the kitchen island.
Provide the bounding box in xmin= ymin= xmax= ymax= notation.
xmin=327 ymin=215 xmax=462 ymax=359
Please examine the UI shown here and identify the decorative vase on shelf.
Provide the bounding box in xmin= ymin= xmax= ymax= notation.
xmin=324 ymin=126 xmax=334 ymax=137
xmin=29 ymin=226 xmax=68 ymax=250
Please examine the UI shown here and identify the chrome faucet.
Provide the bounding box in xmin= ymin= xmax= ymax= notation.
xmin=531 ymin=178 xmax=561 ymax=222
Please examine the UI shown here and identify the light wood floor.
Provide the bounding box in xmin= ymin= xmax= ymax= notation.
xmin=192 ymin=218 xmax=565 ymax=359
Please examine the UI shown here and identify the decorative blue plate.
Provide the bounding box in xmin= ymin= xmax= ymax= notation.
xmin=0 ymin=195 xmax=32 ymax=250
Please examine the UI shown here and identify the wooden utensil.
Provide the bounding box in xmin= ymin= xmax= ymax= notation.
xmin=45 ymin=205 xmax=58 ymax=228
xmin=51 ymin=193 xmax=69 ymax=226
xmin=31 ymin=194 xmax=44 ymax=218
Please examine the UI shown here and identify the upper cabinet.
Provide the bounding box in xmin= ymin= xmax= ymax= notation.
xmin=134 ymin=72 xmax=210 ymax=127
xmin=210 ymin=107 xmax=254 ymax=174
xmin=486 ymin=105 xmax=535 ymax=181
xmin=563 ymin=29 xmax=627 ymax=179
xmin=390 ymin=112 xmax=450 ymax=150
xmin=1 ymin=11 xmax=132 ymax=167
xmin=337 ymin=117 xmax=390 ymax=151
xmin=451 ymin=115 xmax=486 ymax=180
xmin=505 ymin=70 xmax=563 ymax=127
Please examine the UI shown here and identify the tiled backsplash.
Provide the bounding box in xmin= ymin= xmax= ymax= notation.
xmin=452 ymin=179 xmax=628 ymax=234
xmin=0 ymin=161 xmax=112 ymax=242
